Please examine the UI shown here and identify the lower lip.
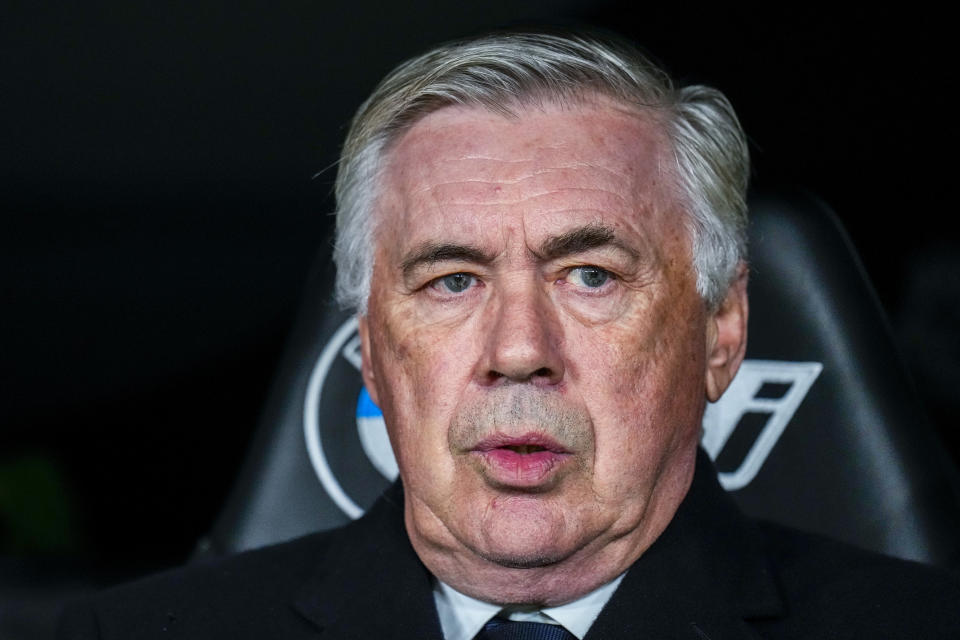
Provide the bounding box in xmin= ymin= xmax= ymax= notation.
xmin=473 ymin=449 xmax=572 ymax=488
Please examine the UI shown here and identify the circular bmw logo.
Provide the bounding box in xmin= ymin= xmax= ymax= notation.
xmin=303 ymin=316 xmax=397 ymax=519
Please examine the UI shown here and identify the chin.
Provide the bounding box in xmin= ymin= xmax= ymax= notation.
xmin=477 ymin=547 xmax=571 ymax=569
xmin=469 ymin=506 xmax=582 ymax=569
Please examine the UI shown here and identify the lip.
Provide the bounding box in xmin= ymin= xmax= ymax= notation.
xmin=469 ymin=432 xmax=573 ymax=489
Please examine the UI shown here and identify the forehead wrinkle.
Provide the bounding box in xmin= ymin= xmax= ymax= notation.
xmin=431 ymin=156 xmax=631 ymax=178
xmin=417 ymin=161 xmax=633 ymax=187
xmin=415 ymin=183 xmax=634 ymax=209
xmin=457 ymin=154 xmax=535 ymax=164
xmin=520 ymin=186 xmax=632 ymax=208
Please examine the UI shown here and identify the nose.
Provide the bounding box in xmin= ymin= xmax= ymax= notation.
xmin=479 ymin=283 xmax=565 ymax=387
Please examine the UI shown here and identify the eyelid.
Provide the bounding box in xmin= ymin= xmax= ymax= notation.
xmin=564 ymin=265 xmax=617 ymax=290
xmin=426 ymin=271 xmax=481 ymax=295
xmin=408 ymin=263 xmax=474 ymax=288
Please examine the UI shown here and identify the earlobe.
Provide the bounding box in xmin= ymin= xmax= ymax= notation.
xmin=358 ymin=314 xmax=381 ymax=407
xmin=705 ymin=262 xmax=749 ymax=402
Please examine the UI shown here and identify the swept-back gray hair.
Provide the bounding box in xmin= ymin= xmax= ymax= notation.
xmin=333 ymin=30 xmax=748 ymax=314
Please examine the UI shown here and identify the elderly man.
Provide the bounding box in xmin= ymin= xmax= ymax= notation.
xmin=60 ymin=30 xmax=959 ymax=639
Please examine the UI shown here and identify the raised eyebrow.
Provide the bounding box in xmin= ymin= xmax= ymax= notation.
xmin=400 ymin=242 xmax=495 ymax=278
xmin=537 ymin=224 xmax=640 ymax=262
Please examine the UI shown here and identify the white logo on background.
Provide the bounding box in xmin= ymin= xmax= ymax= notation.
xmin=701 ymin=360 xmax=822 ymax=490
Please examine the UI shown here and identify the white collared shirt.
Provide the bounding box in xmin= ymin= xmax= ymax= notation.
xmin=432 ymin=573 xmax=626 ymax=640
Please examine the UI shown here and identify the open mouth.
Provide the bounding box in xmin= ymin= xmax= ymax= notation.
xmin=501 ymin=444 xmax=548 ymax=455
xmin=471 ymin=432 xmax=570 ymax=455
xmin=469 ymin=433 xmax=573 ymax=488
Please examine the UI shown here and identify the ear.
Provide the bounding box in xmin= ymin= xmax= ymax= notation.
xmin=357 ymin=313 xmax=381 ymax=407
xmin=705 ymin=262 xmax=749 ymax=402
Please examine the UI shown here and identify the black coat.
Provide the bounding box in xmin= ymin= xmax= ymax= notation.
xmin=58 ymin=451 xmax=960 ymax=639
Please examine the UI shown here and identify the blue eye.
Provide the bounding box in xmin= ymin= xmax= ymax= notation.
xmin=570 ymin=266 xmax=611 ymax=288
xmin=439 ymin=273 xmax=474 ymax=293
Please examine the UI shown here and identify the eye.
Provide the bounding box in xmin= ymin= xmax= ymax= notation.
xmin=568 ymin=266 xmax=612 ymax=289
xmin=432 ymin=272 xmax=476 ymax=294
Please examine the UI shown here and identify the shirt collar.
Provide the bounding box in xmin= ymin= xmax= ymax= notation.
xmin=433 ymin=573 xmax=626 ymax=640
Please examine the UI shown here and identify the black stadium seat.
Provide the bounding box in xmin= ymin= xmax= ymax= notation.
xmin=200 ymin=189 xmax=960 ymax=569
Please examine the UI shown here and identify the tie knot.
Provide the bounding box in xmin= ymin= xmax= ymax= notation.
xmin=474 ymin=616 xmax=576 ymax=640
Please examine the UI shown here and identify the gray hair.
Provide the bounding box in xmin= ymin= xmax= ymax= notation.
xmin=333 ymin=30 xmax=748 ymax=314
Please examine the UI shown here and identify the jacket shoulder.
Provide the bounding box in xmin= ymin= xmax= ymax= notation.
xmin=756 ymin=521 xmax=960 ymax=637
xmin=58 ymin=527 xmax=351 ymax=640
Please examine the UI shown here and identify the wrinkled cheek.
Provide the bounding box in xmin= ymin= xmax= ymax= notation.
xmin=385 ymin=353 xmax=463 ymax=475
xmin=593 ymin=360 xmax=692 ymax=485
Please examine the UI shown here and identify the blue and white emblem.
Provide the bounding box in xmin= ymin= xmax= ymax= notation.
xmin=355 ymin=387 xmax=397 ymax=482
xmin=303 ymin=316 xmax=394 ymax=520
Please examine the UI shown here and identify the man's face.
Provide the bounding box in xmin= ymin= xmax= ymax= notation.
xmin=359 ymin=100 xmax=746 ymax=604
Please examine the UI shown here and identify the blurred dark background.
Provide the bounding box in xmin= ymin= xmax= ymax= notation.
xmin=2 ymin=0 xmax=957 ymax=583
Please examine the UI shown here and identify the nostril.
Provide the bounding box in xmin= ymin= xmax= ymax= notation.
xmin=482 ymin=368 xmax=557 ymax=386
xmin=481 ymin=371 xmax=506 ymax=386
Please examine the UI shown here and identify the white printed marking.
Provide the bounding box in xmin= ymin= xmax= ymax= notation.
xmin=303 ymin=316 xmax=365 ymax=519
xmin=701 ymin=360 xmax=822 ymax=490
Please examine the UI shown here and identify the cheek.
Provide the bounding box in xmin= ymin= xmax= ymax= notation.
xmin=571 ymin=297 xmax=707 ymax=487
xmin=370 ymin=312 xmax=476 ymax=469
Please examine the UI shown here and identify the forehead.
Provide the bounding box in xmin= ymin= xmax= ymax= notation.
xmin=375 ymin=100 xmax=681 ymax=250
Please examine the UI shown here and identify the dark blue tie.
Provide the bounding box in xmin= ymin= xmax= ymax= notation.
xmin=474 ymin=616 xmax=576 ymax=640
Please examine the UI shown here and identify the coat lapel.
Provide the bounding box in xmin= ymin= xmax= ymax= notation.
xmin=292 ymin=483 xmax=445 ymax=640
xmin=585 ymin=450 xmax=784 ymax=639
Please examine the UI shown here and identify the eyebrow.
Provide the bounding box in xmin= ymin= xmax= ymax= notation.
xmin=399 ymin=223 xmax=638 ymax=278
xmin=538 ymin=224 xmax=639 ymax=261
xmin=400 ymin=242 xmax=495 ymax=278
